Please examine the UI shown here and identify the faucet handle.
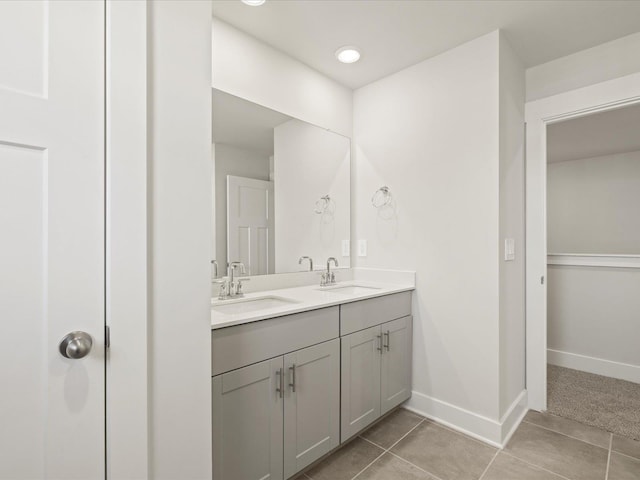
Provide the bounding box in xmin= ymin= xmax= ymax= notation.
xmin=236 ymin=277 xmax=250 ymax=295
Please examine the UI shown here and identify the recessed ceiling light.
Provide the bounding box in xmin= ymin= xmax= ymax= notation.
xmin=335 ymin=46 xmax=361 ymax=64
xmin=241 ymin=0 xmax=266 ymax=6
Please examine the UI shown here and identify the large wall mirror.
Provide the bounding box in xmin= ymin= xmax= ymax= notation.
xmin=212 ymin=89 xmax=350 ymax=277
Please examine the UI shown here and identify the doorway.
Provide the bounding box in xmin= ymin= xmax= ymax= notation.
xmin=544 ymin=104 xmax=640 ymax=439
xmin=525 ymin=71 xmax=640 ymax=423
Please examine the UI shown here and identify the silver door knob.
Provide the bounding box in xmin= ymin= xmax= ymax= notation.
xmin=59 ymin=331 xmax=93 ymax=359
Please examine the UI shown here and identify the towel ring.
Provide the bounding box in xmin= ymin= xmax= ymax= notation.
xmin=314 ymin=195 xmax=333 ymax=214
xmin=371 ymin=186 xmax=392 ymax=208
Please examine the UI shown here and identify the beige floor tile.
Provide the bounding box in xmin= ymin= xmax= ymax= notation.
xmin=524 ymin=410 xmax=611 ymax=448
xmin=360 ymin=408 xmax=424 ymax=449
xmin=306 ymin=437 xmax=383 ymax=480
xmin=356 ymin=453 xmax=436 ymax=480
xmin=608 ymin=452 xmax=640 ymax=480
xmin=504 ymin=422 xmax=608 ymax=480
xmin=613 ymin=435 xmax=640 ymax=461
xmin=390 ymin=421 xmax=496 ymax=480
xmin=482 ymin=453 xmax=565 ymax=480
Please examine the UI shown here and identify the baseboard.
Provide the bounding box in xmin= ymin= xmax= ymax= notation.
xmin=500 ymin=390 xmax=528 ymax=447
xmin=404 ymin=390 xmax=528 ymax=448
xmin=548 ymin=349 xmax=640 ymax=384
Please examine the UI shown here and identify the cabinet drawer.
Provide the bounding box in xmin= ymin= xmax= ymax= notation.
xmin=340 ymin=292 xmax=412 ymax=336
xmin=212 ymin=306 xmax=339 ymax=376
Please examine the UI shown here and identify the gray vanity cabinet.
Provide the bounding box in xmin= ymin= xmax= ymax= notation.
xmin=380 ymin=316 xmax=413 ymax=415
xmin=212 ymin=357 xmax=284 ymax=480
xmin=340 ymin=316 xmax=413 ymax=441
xmin=212 ymin=306 xmax=340 ymax=480
xmin=340 ymin=325 xmax=382 ymax=440
xmin=340 ymin=292 xmax=413 ymax=441
xmin=283 ymin=339 xmax=340 ymax=479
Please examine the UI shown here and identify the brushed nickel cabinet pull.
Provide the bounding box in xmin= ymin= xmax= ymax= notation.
xmin=376 ymin=334 xmax=383 ymax=354
xmin=289 ymin=364 xmax=296 ymax=392
xmin=384 ymin=330 xmax=390 ymax=351
xmin=276 ymin=368 xmax=284 ymax=398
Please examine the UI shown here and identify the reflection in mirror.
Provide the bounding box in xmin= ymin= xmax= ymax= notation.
xmin=212 ymin=89 xmax=350 ymax=277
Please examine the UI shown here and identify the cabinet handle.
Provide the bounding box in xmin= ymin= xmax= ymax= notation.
xmin=276 ymin=368 xmax=284 ymax=398
xmin=376 ymin=334 xmax=383 ymax=354
xmin=384 ymin=331 xmax=390 ymax=351
xmin=289 ymin=364 xmax=296 ymax=392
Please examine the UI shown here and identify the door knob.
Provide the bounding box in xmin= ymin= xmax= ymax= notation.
xmin=59 ymin=331 xmax=93 ymax=359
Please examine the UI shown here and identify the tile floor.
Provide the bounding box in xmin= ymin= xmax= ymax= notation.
xmin=296 ymin=408 xmax=640 ymax=480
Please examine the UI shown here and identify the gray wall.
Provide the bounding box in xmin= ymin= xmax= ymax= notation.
xmin=547 ymin=151 xmax=640 ymax=254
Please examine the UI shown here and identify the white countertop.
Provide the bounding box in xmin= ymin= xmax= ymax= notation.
xmin=211 ymin=280 xmax=414 ymax=330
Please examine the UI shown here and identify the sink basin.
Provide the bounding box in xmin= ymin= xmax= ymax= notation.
xmin=212 ymin=296 xmax=299 ymax=315
xmin=318 ymin=285 xmax=382 ymax=295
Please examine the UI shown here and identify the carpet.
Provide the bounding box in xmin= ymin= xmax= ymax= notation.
xmin=547 ymin=364 xmax=640 ymax=441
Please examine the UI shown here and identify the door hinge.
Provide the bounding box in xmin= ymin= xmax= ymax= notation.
xmin=541 ymin=276 xmax=545 ymax=285
xmin=105 ymin=325 xmax=111 ymax=349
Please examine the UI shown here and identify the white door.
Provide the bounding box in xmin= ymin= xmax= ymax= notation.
xmin=0 ymin=1 xmax=105 ymax=478
xmin=227 ymin=175 xmax=274 ymax=275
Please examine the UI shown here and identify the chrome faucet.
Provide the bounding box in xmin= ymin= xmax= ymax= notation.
xmin=321 ymin=257 xmax=339 ymax=286
xmin=211 ymin=259 xmax=218 ymax=278
xmin=214 ymin=261 xmax=250 ymax=300
xmin=298 ymin=256 xmax=313 ymax=272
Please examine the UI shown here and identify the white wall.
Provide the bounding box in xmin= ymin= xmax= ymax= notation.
xmin=548 ymin=263 xmax=640 ymax=382
xmin=547 ymin=151 xmax=640 ymax=254
xmin=526 ymin=32 xmax=640 ymax=102
xmin=354 ymin=31 xmax=502 ymax=423
xmin=212 ymin=18 xmax=352 ymax=137
xmin=498 ymin=35 xmax=526 ymax=418
xmin=274 ymin=119 xmax=350 ymax=273
xmin=148 ymin=2 xmax=212 ymax=478
xmin=214 ymin=143 xmax=271 ymax=271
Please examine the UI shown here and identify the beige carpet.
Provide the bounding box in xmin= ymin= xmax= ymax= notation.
xmin=547 ymin=365 xmax=640 ymax=440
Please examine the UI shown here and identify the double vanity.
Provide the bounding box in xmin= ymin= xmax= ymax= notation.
xmin=211 ymin=276 xmax=414 ymax=480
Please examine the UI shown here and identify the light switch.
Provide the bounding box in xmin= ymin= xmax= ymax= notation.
xmin=342 ymin=240 xmax=350 ymax=257
xmin=358 ymin=239 xmax=367 ymax=257
xmin=504 ymin=238 xmax=515 ymax=261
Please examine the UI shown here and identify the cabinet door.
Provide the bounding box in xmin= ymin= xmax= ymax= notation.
xmin=212 ymin=357 xmax=284 ymax=480
xmin=341 ymin=326 xmax=382 ymax=441
xmin=283 ymin=339 xmax=340 ymax=479
xmin=380 ymin=316 xmax=413 ymax=415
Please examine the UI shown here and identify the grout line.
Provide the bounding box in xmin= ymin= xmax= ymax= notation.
xmin=351 ymin=419 xmax=427 ymax=480
xmin=477 ymin=450 xmax=499 ymax=480
xmin=359 ymin=436 xmax=386 ymax=450
xmin=427 ymin=418 xmax=501 ymax=450
xmin=612 ymin=450 xmax=640 ymax=462
xmin=605 ymin=433 xmax=613 ymax=480
xmin=522 ymin=420 xmax=610 ymax=451
xmin=387 ymin=451 xmax=447 ymax=480
xmin=387 ymin=418 xmax=426 ymax=450
xmin=500 ymin=451 xmax=573 ymax=480
xmin=350 ymin=449 xmax=387 ymax=480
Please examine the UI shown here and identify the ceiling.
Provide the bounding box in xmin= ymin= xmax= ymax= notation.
xmin=212 ymin=89 xmax=291 ymax=156
xmin=547 ymin=102 xmax=640 ymax=163
xmin=212 ymin=0 xmax=640 ymax=89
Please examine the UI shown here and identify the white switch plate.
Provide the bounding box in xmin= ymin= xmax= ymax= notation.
xmin=342 ymin=240 xmax=350 ymax=257
xmin=504 ymin=238 xmax=515 ymax=261
xmin=358 ymin=239 xmax=367 ymax=257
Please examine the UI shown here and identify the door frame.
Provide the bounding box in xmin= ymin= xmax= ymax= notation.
xmin=525 ymin=71 xmax=640 ymax=411
xmin=105 ymin=1 xmax=149 ymax=477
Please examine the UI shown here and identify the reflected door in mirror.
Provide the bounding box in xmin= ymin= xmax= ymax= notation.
xmin=227 ymin=175 xmax=274 ymax=275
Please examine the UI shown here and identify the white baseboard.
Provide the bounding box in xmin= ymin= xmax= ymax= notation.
xmin=404 ymin=389 xmax=527 ymax=448
xmin=548 ymin=349 xmax=640 ymax=384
